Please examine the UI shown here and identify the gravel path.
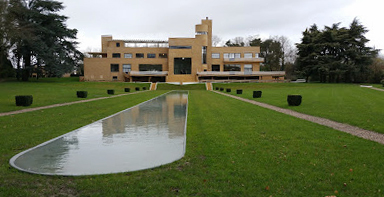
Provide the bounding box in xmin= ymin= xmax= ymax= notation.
xmin=0 ymin=91 xmax=144 ymax=117
xmin=367 ymin=87 xmax=384 ymax=92
xmin=214 ymin=91 xmax=384 ymax=145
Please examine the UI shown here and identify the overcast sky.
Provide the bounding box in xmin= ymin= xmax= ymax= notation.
xmin=59 ymin=0 xmax=384 ymax=55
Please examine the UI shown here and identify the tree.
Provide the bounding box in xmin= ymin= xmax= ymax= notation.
xmin=224 ymin=37 xmax=245 ymax=47
xmin=0 ymin=0 xmax=15 ymax=78
xmin=260 ymin=39 xmax=283 ymax=71
xmin=296 ymin=19 xmax=378 ymax=83
xmin=367 ymin=57 xmax=384 ymax=83
xmin=6 ymin=0 xmax=82 ymax=80
xmin=212 ymin=35 xmax=222 ymax=47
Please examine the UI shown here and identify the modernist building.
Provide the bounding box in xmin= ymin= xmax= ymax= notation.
xmin=84 ymin=18 xmax=285 ymax=83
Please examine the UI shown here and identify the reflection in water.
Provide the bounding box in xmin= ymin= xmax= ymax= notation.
xmin=10 ymin=91 xmax=188 ymax=175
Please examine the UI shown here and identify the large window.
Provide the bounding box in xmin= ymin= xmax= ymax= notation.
xmin=202 ymin=46 xmax=207 ymax=64
xmin=212 ymin=65 xmax=220 ymax=71
xmin=112 ymin=53 xmax=121 ymax=58
xmin=244 ymin=53 xmax=253 ymax=58
xmin=116 ymin=43 xmax=120 ymax=47
xmin=174 ymin=58 xmax=191 ymax=74
xmin=159 ymin=53 xmax=167 ymax=58
xmin=244 ymin=64 xmax=253 ymax=74
xmin=139 ymin=64 xmax=162 ymax=71
xmin=223 ymin=53 xmax=240 ymax=59
xmin=124 ymin=53 xmax=132 ymax=58
xmin=123 ymin=64 xmax=131 ymax=73
xmin=110 ymin=64 xmax=119 ymax=72
xmin=212 ymin=53 xmax=220 ymax=59
xmin=136 ymin=53 xmax=144 ymax=58
xmin=147 ymin=53 xmax=156 ymax=58
xmin=224 ymin=64 xmax=241 ymax=71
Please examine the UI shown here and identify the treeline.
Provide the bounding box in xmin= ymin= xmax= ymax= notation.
xmin=222 ymin=19 xmax=383 ymax=83
xmin=0 ymin=0 xmax=82 ymax=81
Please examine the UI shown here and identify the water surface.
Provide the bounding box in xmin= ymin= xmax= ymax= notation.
xmin=10 ymin=91 xmax=188 ymax=175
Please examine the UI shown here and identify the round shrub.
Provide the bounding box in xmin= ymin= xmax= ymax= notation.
xmin=15 ymin=95 xmax=33 ymax=106
xmin=135 ymin=87 xmax=140 ymax=91
xmin=124 ymin=88 xmax=130 ymax=92
xmin=381 ymin=79 xmax=384 ymax=87
xmin=236 ymin=89 xmax=242 ymax=94
xmin=253 ymin=91 xmax=262 ymax=98
xmin=76 ymin=91 xmax=88 ymax=98
xmin=287 ymin=95 xmax=302 ymax=106
xmin=226 ymin=88 xmax=231 ymax=92
xmin=107 ymin=89 xmax=115 ymax=95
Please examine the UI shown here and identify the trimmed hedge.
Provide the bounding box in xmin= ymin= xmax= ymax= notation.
xmin=226 ymin=88 xmax=231 ymax=93
xmin=215 ymin=87 xmax=219 ymax=90
xmin=15 ymin=95 xmax=33 ymax=106
xmin=236 ymin=89 xmax=242 ymax=94
xmin=143 ymin=87 xmax=147 ymax=90
xmin=124 ymin=88 xmax=130 ymax=92
xmin=253 ymin=91 xmax=262 ymax=98
xmin=107 ymin=89 xmax=115 ymax=95
xmin=220 ymin=88 xmax=224 ymax=91
xmin=287 ymin=95 xmax=302 ymax=106
xmin=76 ymin=91 xmax=88 ymax=98
xmin=135 ymin=87 xmax=140 ymax=91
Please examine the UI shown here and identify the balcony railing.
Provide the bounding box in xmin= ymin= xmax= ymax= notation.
xmin=223 ymin=58 xmax=264 ymax=63
xmin=128 ymin=71 xmax=168 ymax=76
xmin=197 ymin=71 xmax=285 ymax=76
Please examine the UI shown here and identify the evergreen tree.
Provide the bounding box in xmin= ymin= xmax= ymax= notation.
xmin=6 ymin=0 xmax=82 ymax=80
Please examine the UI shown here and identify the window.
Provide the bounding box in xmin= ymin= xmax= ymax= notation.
xmin=159 ymin=53 xmax=167 ymax=58
xmin=212 ymin=53 xmax=220 ymax=59
xmin=174 ymin=58 xmax=191 ymax=74
xmin=112 ymin=53 xmax=121 ymax=58
xmin=139 ymin=64 xmax=162 ymax=71
xmin=147 ymin=53 xmax=156 ymax=58
xmin=212 ymin=65 xmax=220 ymax=71
xmin=244 ymin=53 xmax=253 ymax=58
xmin=123 ymin=64 xmax=131 ymax=73
xmin=110 ymin=64 xmax=119 ymax=72
xmin=244 ymin=64 xmax=253 ymax=74
xmin=112 ymin=76 xmax=118 ymax=80
xmin=202 ymin=46 xmax=207 ymax=64
xmin=169 ymin=46 xmax=192 ymax=49
xmin=255 ymin=53 xmax=259 ymax=58
xmin=124 ymin=53 xmax=132 ymax=58
xmin=224 ymin=64 xmax=241 ymax=71
xmin=136 ymin=53 xmax=144 ymax=58
xmin=223 ymin=53 xmax=240 ymax=59
xmin=116 ymin=43 xmax=120 ymax=47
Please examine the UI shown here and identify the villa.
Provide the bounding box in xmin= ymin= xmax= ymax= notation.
xmin=83 ymin=18 xmax=285 ymax=83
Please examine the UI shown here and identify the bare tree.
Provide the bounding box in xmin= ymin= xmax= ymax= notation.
xmin=212 ymin=35 xmax=222 ymax=47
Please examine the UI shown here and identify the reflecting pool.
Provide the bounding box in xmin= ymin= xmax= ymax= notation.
xmin=10 ymin=91 xmax=188 ymax=176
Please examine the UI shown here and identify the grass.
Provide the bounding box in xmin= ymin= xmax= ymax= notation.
xmin=156 ymin=83 xmax=206 ymax=90
xmin=213 ymin=83 xmax=384 ymax=134
xmin=1 ymin=90 xmax=384 ymax=196
xmin=0 ymin=77 xmax=150 ymax=113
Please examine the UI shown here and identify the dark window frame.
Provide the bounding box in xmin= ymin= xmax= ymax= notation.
xmin=110 ymin=64 xmax=119 ymax=72
xmin=136 ymin=53 xmax=144 ymax=58
xmin=112 ymin=53 xmax=121 ymax=58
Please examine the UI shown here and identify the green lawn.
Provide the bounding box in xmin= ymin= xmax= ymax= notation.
xmin=0 ymin=77 xmax=150 ymax=113
xmin=1 ymin=90 xmax=384 ymax=196
xmin=213 ymin=83 xmax=384 ymax=134
xmin=156 ymin=83 xmax=206 ymax=90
